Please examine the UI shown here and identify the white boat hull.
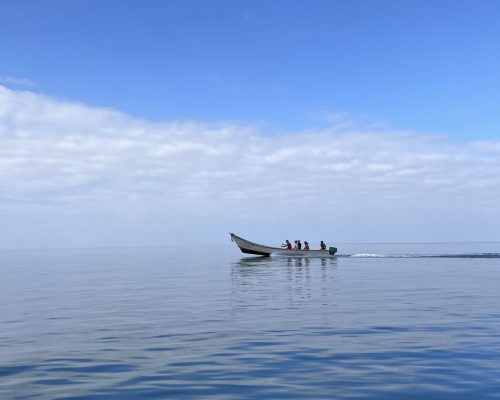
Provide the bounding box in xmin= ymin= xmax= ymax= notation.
xmin=230 ymin=233 xmax=337 ymax=257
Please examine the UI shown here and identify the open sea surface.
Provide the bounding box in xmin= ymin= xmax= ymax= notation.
xmin=1 ymin=242 xmax=500 ymax=399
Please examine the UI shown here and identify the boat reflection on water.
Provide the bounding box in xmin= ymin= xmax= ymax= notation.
xmin=231 ymin=255 xmax=337 ymax=281
xmin=232 ymin=256 xmax=273 ymax=267
xmin=284 ymin=257 xmax=335 ymax=268
xmin=233 ymin=256 xmax=336 ymax=269
xmin=230 ymin=256 xmax=338 ymax=308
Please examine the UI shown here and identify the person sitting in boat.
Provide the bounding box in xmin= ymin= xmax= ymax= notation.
xmin=304 ymin=241 xmax=310 ymax=250
xmin=293 ymin=240 xmax=299 ymax=250
xmin=320 ymin=240 xmax=326 ymax=250
xmin=297 ymin=240 xmax=302 ymax=250
xmin=281 ymin=240 xmax=292 ymax=250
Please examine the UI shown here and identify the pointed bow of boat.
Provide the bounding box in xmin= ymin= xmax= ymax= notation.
xmin=229 ymin=232 xmax=273 ymax=257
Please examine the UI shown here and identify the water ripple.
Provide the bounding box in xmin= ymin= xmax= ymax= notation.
xmin=1 ymin=246 xmax=500 ymax=398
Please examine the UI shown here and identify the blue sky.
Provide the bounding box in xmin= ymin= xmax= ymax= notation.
xmin=2 ymin=0 xmax=500 ymax=137
xmin=1 ymin=1 xmax=500 ymax=247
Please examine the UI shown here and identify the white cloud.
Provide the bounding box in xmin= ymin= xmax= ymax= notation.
xmin=471 ymin=140 xmax=500 ymax=154
xmin=0 ymin=76 xmax=35 ymax=86
xmin=1 ymin=85 xmax=499 ymax=247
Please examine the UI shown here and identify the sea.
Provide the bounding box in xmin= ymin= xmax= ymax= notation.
xmin=1 ymin=242 xmax=500 ymax=399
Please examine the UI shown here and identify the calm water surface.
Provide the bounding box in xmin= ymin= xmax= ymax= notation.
xmin=1 ymin=243 xmax=500 ymax=399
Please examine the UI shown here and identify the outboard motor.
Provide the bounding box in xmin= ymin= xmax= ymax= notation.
xmin=329 ymin=246 xmax=338 ymax=256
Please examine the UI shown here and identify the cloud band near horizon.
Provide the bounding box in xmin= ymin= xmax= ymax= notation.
xmin=1 ymin=85 xmax=499 ymax=247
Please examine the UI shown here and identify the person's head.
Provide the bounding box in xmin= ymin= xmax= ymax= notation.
xmin=286 ymin=240 xmax=290 ymax=243
xmin=304 ymin=241 xmax=308 ymax=244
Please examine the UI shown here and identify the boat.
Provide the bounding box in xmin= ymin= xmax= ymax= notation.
xmin=230 ymin=233 xmax=337 ymax=257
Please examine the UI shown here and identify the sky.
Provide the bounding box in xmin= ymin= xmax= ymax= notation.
xmin=1 ymin=0 xmax=500 ymax=248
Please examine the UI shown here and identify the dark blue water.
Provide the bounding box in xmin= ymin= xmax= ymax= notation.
xmin=1 ymin=243 xmax=500 ymax=399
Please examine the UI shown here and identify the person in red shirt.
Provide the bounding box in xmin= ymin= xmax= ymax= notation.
xmin=281 ymin=240 xmax=292 ymax=250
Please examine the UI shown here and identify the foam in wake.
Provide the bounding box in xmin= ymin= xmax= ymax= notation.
xmin=343 ymin=253 xmax=500 ymax=259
